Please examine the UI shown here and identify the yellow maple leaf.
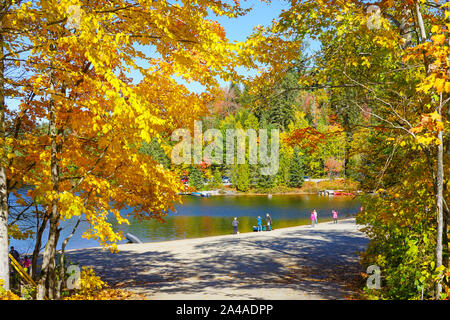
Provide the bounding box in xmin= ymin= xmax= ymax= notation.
xmin=430 ymin=111 xmax=442 ymax=121
xmin=432 ymin=34 xmax=446 ymax=45
xmin=445 ymin=82 xmax=450 ymax=93
xmin=435 ymin=78 xmax=445 ymax=93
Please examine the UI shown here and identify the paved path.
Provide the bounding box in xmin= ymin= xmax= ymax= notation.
xmin=66 ymin=219 xmax=368 ymax=300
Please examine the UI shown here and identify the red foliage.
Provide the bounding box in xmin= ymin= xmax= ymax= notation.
xmin=324 ymin=158 xmax=343 ymax=173
xmin=284 ymin=127 xmax=326 ymax=153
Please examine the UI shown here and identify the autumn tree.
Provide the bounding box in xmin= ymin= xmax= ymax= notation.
xmin=0 ymin=0 xmax=37 ymax=291
xmin=1 ymin=0 xmax=251 ymax=298
xmin=243 ymin=0 xmax=448 ymax=298
xmin=209 ymin=83 xmax=242 ymax=117
xmin=324 ymin=158 xmax=343 ymax=181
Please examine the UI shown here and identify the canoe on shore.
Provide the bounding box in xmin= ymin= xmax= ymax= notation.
xmin=334 ymin=192 xmax=354 ymax=196
xmin=126 ymin=233 xmax=143 ymax=244
xmin=190 ymin=191 xmax=212 ymax=197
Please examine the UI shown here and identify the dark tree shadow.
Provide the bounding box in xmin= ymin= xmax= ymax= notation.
xmin=66 ymin=219 xmax=369 ymax=300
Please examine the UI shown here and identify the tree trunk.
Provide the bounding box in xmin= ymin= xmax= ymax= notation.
xmin=57 ymin=214 xmax=82 ymax=298
xmin=414 ymin=0 xmax=445 ymax=299
xmin=447 ymin=105 xmax=450 ymax=156
xmin=31 ymin=212 xmax=48 ymax=281
xmin=343 ymin=132 xmax=351 ymax=178
xmin=0 ymin=17 xmax=10 ymax=291
xmin=37 ymin=217 xmax=59 ymax=300
xmin=342 ymin=110 xmax=352 ymax=179
xmin=400 ymin=8 xmax=413 ymax=49
xmin=444 ymin=202 xmax=448 ymax=269
xmin=37 ymin=70 xmax=60 ymax=299
xmin=414 ymin=0 xmax=427 ymax=42
xmin=435 ymin=96 xmax=445 ymax=299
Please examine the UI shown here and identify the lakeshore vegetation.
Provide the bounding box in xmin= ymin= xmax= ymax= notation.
xmin=0 ymin=0 xmax=448 ymax=300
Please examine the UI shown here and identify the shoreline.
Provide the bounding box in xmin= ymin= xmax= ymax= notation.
xmin=215 ymin=191 xmax=317 ymax=196
xmin=192 ymin=178 xmax=363 ymax=196
xmin=66 ymin=217 xmax=357 ymax=253
xmin=189 ymin=190 xmax=360 ymax=197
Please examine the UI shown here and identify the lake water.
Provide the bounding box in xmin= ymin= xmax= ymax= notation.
xmin=10 ymin=194 xmax=361 ymax=254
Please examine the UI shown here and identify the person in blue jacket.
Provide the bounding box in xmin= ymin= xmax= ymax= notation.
xmin=257 ymin=216 xmax=263 ymax=232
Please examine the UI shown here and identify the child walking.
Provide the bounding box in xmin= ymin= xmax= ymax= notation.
xmin=257 ymin=216 xmax=263 ymax=232
xmin=332 ymin=210 xmax=338 ymax=224
xmin=311 ymin=210 xmax=316 ymax=227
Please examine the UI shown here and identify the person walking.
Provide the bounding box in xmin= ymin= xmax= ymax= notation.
xmin=266 ymin=213 xmax=273 ymax=231
xmin=332 ymin=210 xmax=338 ymax=224
xmin=232 ymin=217 xmax=239 ymax=234
xmin=311 ymin=210 xmax=316 ymax=227
xmin=9 ymin=246 xmax=20 ymax=288
xmin=9 ymin=246 xmax=20 ymax=262
xmin=257 ymin=216 xmax=263 ymax=232
xmin=22 ymin=256 xmax=31 ymax=275
xmin=313 ymin=209 xmax=318 ymax=225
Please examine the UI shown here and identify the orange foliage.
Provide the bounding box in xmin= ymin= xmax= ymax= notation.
xmin=284 ymin=127 xmax=326 ymax=153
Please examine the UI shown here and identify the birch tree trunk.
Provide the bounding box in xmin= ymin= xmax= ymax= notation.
xmin=0 ymin=17 xmax=10 ymax=291
xmin=435 ymin=95 xmax=445 ymax=299
xmin=414 ymin=0 xmax=445 ymax=298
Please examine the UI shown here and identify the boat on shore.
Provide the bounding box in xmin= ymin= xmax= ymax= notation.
xmin=318 ymin=190 xmax=355 ymax=196
xmin=190 ymin=191 xmax=219 ymax=197
xmin=126 ymin=233 xmax=143 ymax=244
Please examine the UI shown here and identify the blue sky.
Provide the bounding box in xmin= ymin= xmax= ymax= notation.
xmin=215 ymin=0 xmax=290 ymax=42
xmin=174 ymin=0 xmax=292 ymax=93
xmin=187 ymin=0 xmax=320 ymax=92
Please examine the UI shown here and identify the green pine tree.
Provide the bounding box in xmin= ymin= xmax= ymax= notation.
xmin=189 ymin=166 xmax=204 ymax=190
xmin=289 ymin=147 xmax=305 ymax=188
xmin=140 ymin=138 xmax=170 ymax=168
xmin=249 ymin=164 xmax=260 ymax=187
xmin=257 ymin=169 xmax=276 ymax=192
xmin=212 ymin=168 xmax=223 ymax=188
xmin=277 ymin=150 xmax=291 ymax=187
xmin=232 ymin=164 xmax=250 ymax=192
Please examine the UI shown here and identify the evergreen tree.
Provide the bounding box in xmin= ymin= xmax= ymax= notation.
xmin=140 ymin=138 xmax=170 ymax=168
xmin=212 ymin=168 xmax=223 ymax=188
xmin=238 ymin=84 xmax=255 ymax=108
xmin=232 ymin=164 xmax=250 ymax=192
xmin=249 ymin=164 xmax=260 ymax=187
xmin=257 ymin=172 xmax=276 ymax=192
xmin=272 ymin=69 xmax=309 ymax=129
xmin=229 ymin=81 xmax=242 ymax=101
xmin=244 ymin=113 xmax=259 ymax=131
xmin=189 ymin=166 xmax=204 ymax=190
xmin=289 ymin=147 xmax=305 ymax=188
xmin=254 ymin=162 xmax=276 ymax=192
xmin=277 ymin=150 xmax=291 ymax=187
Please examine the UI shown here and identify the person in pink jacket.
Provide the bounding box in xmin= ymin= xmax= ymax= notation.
xmin=311 ymin=210 xmax=316 ymax=227
xmin=332 ymin=210 xmax=338 ymax=224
